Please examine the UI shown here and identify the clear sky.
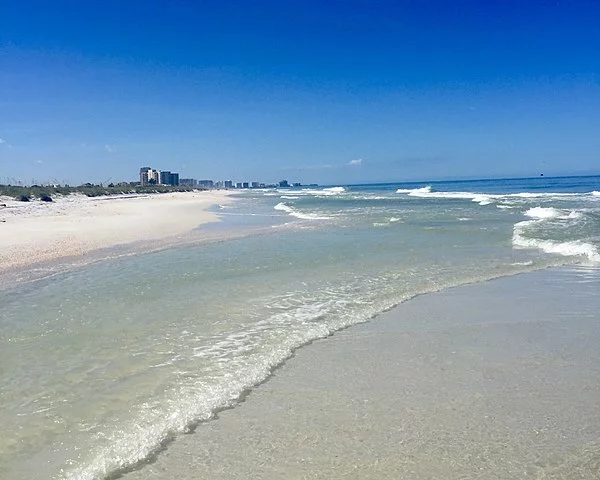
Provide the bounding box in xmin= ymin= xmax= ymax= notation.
xmin=1 ymin=0 xmax=599 ymax=185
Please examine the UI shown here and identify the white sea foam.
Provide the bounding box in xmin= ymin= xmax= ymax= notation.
xmin=286 ymin=186 xmax=346 ymax=197
xmin=592 ymin=191 xmax=600 ymax=197
xmin=513 ymin=228 xmax=600 ymax=263
xmin=374 ymin=217 xmax=402 ymax=227
xmin=473 ymin=195 xmax=493 ymax=206
xmin=396 ymin=186 xmax=432 ymax=194
xmin=399 ymin=188 xmax=497 ymax=206
xmin=513 ymin=207 xmax=600 ymax=263
xmin=507 ymin=192 xmax=578 ymax=198
xmin=524 ymin=207 xmax=566 ymax=219
xmin=395 ymin=188 xmax=592 ymax=206
xmin=280 ymin=195 xmax=300 ymax=199
xmin=274 ymin=202 xmax=330 ymax=220
xmin=510 ymin=260 xmax=534 ymax=266
xmin=351 ymin=195 xmax=387 ymax=200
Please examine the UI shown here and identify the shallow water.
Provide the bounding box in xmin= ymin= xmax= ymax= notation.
xmin=1 ymin=176 xmax=599 ymax=479
xmin=130 ymin=267 xmax=599 ymax=480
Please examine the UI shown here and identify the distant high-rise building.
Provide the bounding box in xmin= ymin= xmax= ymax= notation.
xmin=140 ymin=167 xmax=152 ymax=185
xmin=159 ymin=171 xmax=172 ymax=185
xmin=251 ymin=181 xmax=259 ymax=188
xmin=139 ymin=167 xmax=179 ymax=186
xmin=224 ymin=180 xmax=233 ymax=188
xmin=279 ymin=180 xmax=289 ymax=187
xmin=236 ymin=182 xmax=243 ymax=188
xmin=242 ymin=182 xmax=249 ymax=189
xmin=180 ymin=178 xmax=197 ymax=187
xmin=198 ymin=180 xmax=214 ymax=189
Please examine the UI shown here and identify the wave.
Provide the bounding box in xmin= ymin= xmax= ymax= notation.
xmin=524 ymin=207 xmax=567 ymax=219
xmin=512 ymin=229 xmax=600 ymax=263
xmin=323 ymin=186 xmax=345 ymax=193
xmin=396 ymin=186 xmax=432 ymax=194
xmin=407 ymin=190 xmax=495 ymax=206
xmin=395 ymin=186 xmax=497 ymax=206
xmin=270 ymin=186 xmax=346 ymax=198
xmin=274 ymin=202 xmax=331 ymax=220
xmin=513 ymin=207 xmax=600 ymax=263
xmin=396 ymin=188 xmax=598 ymax=206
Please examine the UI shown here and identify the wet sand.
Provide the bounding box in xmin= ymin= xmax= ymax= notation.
xmin=124 ymin=267 xmax=600 ymax=480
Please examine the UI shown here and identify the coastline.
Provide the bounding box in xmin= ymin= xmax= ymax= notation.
xmin=122 ymin=266 xmax=600 ymax=480
xmin=0 ymin=190 xmax=238 ymax=288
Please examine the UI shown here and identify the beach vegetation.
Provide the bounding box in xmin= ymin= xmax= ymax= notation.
xmin=0 ymin=184 xmax=206 ymax=201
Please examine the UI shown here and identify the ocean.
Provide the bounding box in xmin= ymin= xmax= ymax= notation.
xmin=1 ymin=175 xmax=599 ymax=479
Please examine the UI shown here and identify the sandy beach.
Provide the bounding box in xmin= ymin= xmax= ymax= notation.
xmin=0 ymin=190 xmax=236 ymax=286
xmin=122 ymin=266 xmax=600 ymax=480
xmin=2 ymin=178 xmax=599 ymax=480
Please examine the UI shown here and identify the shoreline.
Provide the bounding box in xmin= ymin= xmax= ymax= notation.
xmin=0 ymin=190 xmax=238 ymax=289
xmin=122 ymin=266 xmax=600 ymax=480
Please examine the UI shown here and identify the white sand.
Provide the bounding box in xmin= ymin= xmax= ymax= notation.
xmin=0 ymin=191 xmax=236 ymax=277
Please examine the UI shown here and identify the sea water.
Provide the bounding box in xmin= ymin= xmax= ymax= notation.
xmin=1 ymin=176 xmax=599 ymax=479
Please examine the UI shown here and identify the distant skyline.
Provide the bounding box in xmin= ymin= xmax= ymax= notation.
xmin=1 ymin=1 xmax=599 ymax=185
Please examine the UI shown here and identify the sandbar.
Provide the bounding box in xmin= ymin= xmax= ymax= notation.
xmin=0 ymin=190 xmax=237 ymax=287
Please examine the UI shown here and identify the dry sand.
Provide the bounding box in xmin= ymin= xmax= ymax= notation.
xmin=123 ymin=267 xmax=600 ymax=480
xmin=0 ymin=190 xmax=236 ymax=284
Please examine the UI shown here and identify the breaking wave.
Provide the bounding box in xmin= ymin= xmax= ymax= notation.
xmin=513 ymin=207 xmax=600 ymax=263
xmin=274 ymin=202 xmax=331 ymax=220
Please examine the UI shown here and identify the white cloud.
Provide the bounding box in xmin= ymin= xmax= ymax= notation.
xmin=347 ymin=158 xmax=363 ymax=166
xmin=0 ymin=138 xmax=6 ymax=145
xmin=35 ymin=160 xmax=43 ymax=164
xmin=105 ymin=144 xmax=116 ymax=153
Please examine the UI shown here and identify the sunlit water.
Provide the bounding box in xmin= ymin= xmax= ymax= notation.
xmin=1 ymin=176 xmax=599 ymax=479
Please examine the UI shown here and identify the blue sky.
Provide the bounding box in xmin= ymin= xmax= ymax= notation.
xmin=1 ymin=0 xmax=599 ymax=185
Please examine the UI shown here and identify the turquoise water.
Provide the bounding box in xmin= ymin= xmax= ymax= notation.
xmin=1 ymin=176 xmax=599 ymax=479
